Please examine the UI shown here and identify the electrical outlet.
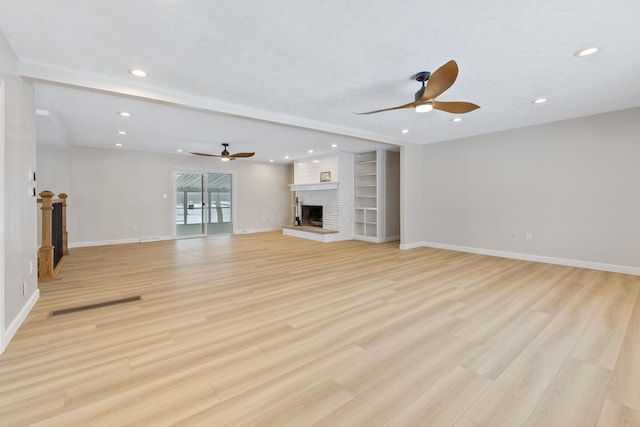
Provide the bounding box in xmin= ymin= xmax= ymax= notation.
xmin=526 ymin=233 xmax=533 ymax=241
xmin=29 ymin=260 xmax=34 ymax=274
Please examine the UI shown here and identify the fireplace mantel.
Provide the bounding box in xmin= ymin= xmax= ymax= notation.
xmin=289 ymin=182 xmax=338 ymax=192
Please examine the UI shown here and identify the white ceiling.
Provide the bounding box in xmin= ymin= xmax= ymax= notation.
xmin=1 ymin=0 xmax=639 ymax=163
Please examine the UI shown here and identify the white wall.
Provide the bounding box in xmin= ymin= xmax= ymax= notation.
xmin=0 ymin=32 xmax=38 ymax=353
xmin=36 ymin=147 xmax=70 ymax=195
xmin=399 ymin=142 xmax=424 ymax=249
xmin=37 ymin=147 xmax=292 ymax=246
xmin=293 ymin=153 xmax=338 ymax=184
xmin=420 ymin=108 xmax=640 ymax=273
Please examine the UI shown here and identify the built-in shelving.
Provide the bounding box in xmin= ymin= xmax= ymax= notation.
xmin=354 ymin=151 xmax=380 ymax=241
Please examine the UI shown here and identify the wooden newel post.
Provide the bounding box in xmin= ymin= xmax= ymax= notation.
xmin=39 ymin=190 xmax=55 ymax=280
xmin=58 ymin=193 xmax=69 ymax=255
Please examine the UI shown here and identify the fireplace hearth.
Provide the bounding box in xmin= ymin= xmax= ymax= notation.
xmin=301 ymin=205 xmax=323 ymax=227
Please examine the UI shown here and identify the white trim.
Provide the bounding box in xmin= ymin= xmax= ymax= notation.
xmin=68 ymin=229 xmax=284 ymax=248
xmin=354 ymin=235 xmax=399 ymax=244
xmin=399 ymin=241 xmax=424 ymax=250
xmin=405 ymin=241 xmax=640 ymax=276
xmin=70 ymin=236 xmax=172 ymax=248
xmin=289 ymin=182 xmax=339 ymax=192
xmin=235 ymin=227 xmax=281 ymax=234
xmin=2 ymin=290 xmax=39 ymax=354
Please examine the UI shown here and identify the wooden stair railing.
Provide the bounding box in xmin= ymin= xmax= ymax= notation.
xmin=38 ymin=191 xmax=69 ymax=281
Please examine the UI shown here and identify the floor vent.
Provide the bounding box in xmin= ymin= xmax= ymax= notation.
xmin=50 ymin=296 xmax=142 ymax=316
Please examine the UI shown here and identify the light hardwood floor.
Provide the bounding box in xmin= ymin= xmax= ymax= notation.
xmin=1 ymin=232 xmax=639 ymax=426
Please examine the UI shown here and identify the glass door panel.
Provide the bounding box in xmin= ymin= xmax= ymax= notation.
xmin=207 ymin=172 xmax=232 ymax=235
xmin=175 ymin=173 xmax=205 ymax=237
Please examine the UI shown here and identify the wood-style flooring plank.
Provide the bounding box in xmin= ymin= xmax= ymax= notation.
xmin=609 ymin=285 xmax=640 ymax=411
xmin=596 ymin=398 xmax=640 ymax=427
xmin=522 ymin=357 xmax=611 ymax=427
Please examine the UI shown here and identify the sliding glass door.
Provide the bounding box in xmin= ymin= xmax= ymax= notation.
xmin=175 ymin=171 xmax=232 ymax=237
xmin=205 ymin=172 xmax=232 ymax=235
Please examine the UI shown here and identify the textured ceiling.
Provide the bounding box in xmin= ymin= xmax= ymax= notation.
xmin=1 ymin=0 xmax=639 ymax=163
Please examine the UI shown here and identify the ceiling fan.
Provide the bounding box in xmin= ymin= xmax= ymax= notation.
xmin=356 ymin=60 xmax=480 ymax=115
xmin=190 ymin=143 xmax=255 ymax=162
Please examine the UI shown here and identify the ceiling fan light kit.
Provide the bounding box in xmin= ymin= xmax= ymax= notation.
xmin=356 ymin=60 xmax=480 ymax=115
xmin=415 ymin=103 xmax=433 ymax=113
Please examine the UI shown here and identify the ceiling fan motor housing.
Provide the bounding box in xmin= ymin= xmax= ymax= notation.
xmin=414 ymin=71 xmax=430 ymax=102
xmin=415 ymin=71 xmax=431 ymax=82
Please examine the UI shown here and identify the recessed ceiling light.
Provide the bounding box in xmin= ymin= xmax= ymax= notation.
xmin=269 ymin=159 xmax=274 ymax=162
xmin=451 ymin=118 xmax=462 ymax=122
xmin=331 ymin=144 xmax=338 ymax=148
xmin=533 ymin=98 xmax=548 ymax=104
xmin=117 ymin=131 xmax=127 ymax=135
xmin=176 ymin=149 xmax=183 ymax=153
xmin=284 ymin=155 xmax=290 ymax=159
xmin=574 ymin=47 xmax=599 ymax=57
xmin=114 ymin=143 xmax=123 ymax=147
xmin=308 ymin=150 xmax=314 ymax=153
xmin=118 ymin=112 xmax=131 ymax=117
xmin=129 ymin=69 xmax=148 ymax=77
xmin=401 ymin=129 xmax=409 ymax=134
xmin=313 ymin=160 xmax=320 ymax=164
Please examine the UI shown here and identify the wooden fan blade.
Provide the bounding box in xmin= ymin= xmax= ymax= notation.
xmin=421 ymin=60 xmax=458 ymax=101
xmin=354 ymin=101 xmax=416 ymax=115
xmin=230 ymin=152 xmax=255 ymax=158
xmin=190 ymin=152 xmax=221 ymax=157
xmin=432 ymin=101 xmax=480 ymax=114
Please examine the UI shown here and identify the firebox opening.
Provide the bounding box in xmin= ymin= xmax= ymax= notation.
xmin=301 ymin=205 xmax=323 ymax=227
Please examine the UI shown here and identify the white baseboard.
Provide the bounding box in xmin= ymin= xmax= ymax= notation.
xmin=412 ymin=241 xmax=640 ymax=276
xmin=69 ymin=230 xmax=284 ymax=248
xmin=2 ymin=289 xmax=39 ymax=354
xmin=354 ymin=235 xmax=400 ymax=244
xmin=235 ymin=227 xmax=281 ymax=234
xmin=70 ymin=235 xmax=172 ymax=248
xmin=399 ymin=241 xmax=425 ymax=250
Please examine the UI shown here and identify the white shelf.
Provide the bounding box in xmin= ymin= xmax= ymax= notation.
xmin=354 ymin=151 xmax=380 ymax=240
xmin=289 ymin=182 xmax=338 ymax=192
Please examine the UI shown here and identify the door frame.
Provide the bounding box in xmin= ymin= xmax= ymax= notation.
xmin=171 ymin=167 xmax=237 ymax=239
